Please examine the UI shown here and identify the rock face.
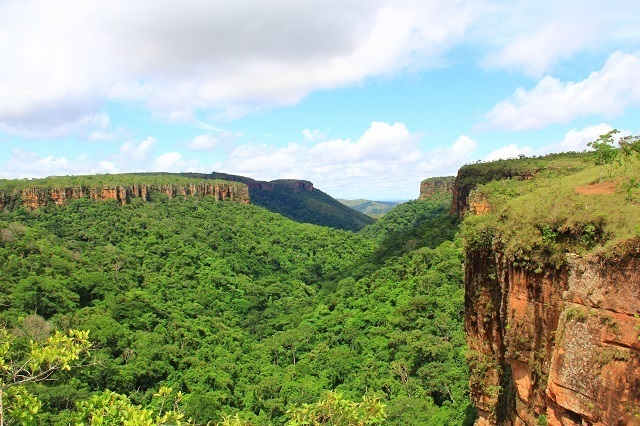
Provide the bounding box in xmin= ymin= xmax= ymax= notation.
xmin=2 ymin=182 xmax=250 ymax=210
xmin=451 ymin=168 xmax=536 ymax=218
xmin=465 ymin=238 xmax=640 ymax=425
xmin=419 ymin=176 xmax=454 ymax=200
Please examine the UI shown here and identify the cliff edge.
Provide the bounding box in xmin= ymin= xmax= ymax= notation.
xmin=457 ymin=152 xmax=640 ymax=425
xmin=0 ymin=176 xmax=250 ymax=210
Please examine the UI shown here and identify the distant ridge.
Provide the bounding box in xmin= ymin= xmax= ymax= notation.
xmin=179 ymin=172 xmax=375 ymax=231
xmin=337 ymin=199 xmax=403 ymax=218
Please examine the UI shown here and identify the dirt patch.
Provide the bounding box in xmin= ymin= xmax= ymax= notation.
xmin=575 ymin=181 xmax=618 ymax=195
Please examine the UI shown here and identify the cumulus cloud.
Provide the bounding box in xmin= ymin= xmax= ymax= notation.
xmin=482 ymin=123 xmax=627 ymax=162
xmin=215 ymin=122 xmax=477 ymax=199
xmin=186 ymin=130 xmax=242 ymax=151
xmin=187 ymin=134 xmax=220 ymax=151
xmin=1 ymin=0 xmax=638 ymax=138
xmin=540 ymin=123 xmax=616 ymax=154
xmin=0 ymin=148 xmax=120 ymax=179
xmin=482 ymin=51 xmax=640 ymax=131
xmin=152 ymin=152 xmax=205 ymax=173
xmin=120 ymin=137 xmax=156 ymax=161
xmin=484 ymin=144 xmax=535 ymax=161
xmin=0 ymin=0 xmax=476 ymax=137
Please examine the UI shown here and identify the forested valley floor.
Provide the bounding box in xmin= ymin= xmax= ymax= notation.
xmin=0 ymin=192 xmax=474 ymax=425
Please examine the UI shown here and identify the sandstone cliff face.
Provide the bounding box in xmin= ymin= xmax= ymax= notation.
xmin=465 ymin=241 xmax=640 ymax=426
xmin=2 ymin=182 xmax=250 ymax=210
xmin=419 ymin=176 xmax=454 ymax=200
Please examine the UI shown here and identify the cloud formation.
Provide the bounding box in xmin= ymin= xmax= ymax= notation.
xmin=482 ymin=51 xmax=640 ymax=131
xmin=0 ymin=0 xmax=477 ymax=137
xmin=216 ymin=122 xmax=477 ymax=199
xmin=1 ymin=122 xmax=475 ymax=199
xmin=482 ymin=124 xmax=621 ymax=162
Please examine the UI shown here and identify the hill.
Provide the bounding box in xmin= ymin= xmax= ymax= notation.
xmin=337 ymin=199 xmax=403 ymax=218
xmin=181 ymin=172 xmax=376 ymax=231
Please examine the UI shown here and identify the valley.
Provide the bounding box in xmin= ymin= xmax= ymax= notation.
xmin=0 ymin=144 xmax=639 ymax=425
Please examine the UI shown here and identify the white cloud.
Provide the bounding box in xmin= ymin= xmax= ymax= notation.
xmin=187 ymin=134 xmax=220 ymax=151
xmin=482 ymin=51 xmax=640 ymax=131
xmin=215 ymin=122 xmax=477 ymax=199
xmin=476 ymin=0 xmax=640 ymax=76
xmin=484 ymin=144 xmax=535 ymax=161
xmin=0 ymin=149 xmax=120 ymax=178
xmin=153 ymin=152 xmax=204 ymax=173
xmin=482 ymin=123 xmax=628 ymax=162
xmin=186 ymin=130 xmax=243 ymax=151
xmin=1 ymin=0 xmax=638 ymax=138
xmin=0 ymin=0 xmax=477 ymax=136
xmin=120 ymin=137 xmax=156 ymax=161
xmin=541 ymin=123 xmax=616 ymax=154
xmin=302 ymin=129 xmax=326 ymax=143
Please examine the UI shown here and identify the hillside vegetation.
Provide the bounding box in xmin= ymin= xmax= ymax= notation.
xmin=184 ymin=172 xmax=376 ymax=231
xmin=337 ymin=199 xmax=403 ymax=218
xmin=0 ymin=184 xmax=473 ymax=425
xmin=460 ymin=135 xmax=640 ymax=267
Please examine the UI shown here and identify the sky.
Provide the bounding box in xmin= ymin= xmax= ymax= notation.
xmin=1 ymin=0 xmax=639 ymax=200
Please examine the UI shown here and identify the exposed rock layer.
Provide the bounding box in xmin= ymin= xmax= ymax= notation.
xmin=465 ymin=239 xmax=640 ymax=425
xmin=419 ymin=176 xmax=454 ymax=200
xmin=0 ymin=182 xmax=250 ymax=210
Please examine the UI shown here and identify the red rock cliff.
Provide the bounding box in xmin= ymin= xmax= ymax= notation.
xmin=4 ymin=182 xmax=249 ymax=210
xmin=465 ymin=240 xmax=640 ymax=425
xmin=419 ymin=176 xmax=454 ymax=200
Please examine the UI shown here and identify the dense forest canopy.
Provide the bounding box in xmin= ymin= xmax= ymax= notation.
xmin=0 ymin=186 xmax=473 ymax=425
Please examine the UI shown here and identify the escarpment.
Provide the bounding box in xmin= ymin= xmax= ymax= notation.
xmin=452 ymin=166 xmax=537 ymax=218
xmin=419 ymin=176 xmax=454 ymax=200
xmin=0 ymin=181 xmax=249 ymax=210
xmin=459 ymin=152 xmax=640 ymax=425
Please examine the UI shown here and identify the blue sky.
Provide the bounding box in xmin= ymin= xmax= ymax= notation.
xmin=1 ymin=0 xmax=639 ymax=200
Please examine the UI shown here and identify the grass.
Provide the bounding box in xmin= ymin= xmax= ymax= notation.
xmin=461 ymin=152 xmax=640 ymax=268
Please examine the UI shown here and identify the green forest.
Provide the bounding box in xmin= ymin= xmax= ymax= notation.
xmin=0 ymin=188 xmax=473 ymax=425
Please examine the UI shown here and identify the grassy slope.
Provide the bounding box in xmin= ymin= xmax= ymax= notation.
xmin=460 ymin=151 xmax=640 ymax=267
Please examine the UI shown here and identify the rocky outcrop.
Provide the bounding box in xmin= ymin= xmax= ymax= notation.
xmin=465 ymin=240 xmax=640 ymax=425
xmin=451 ymin=168 xmax=537 ymax=218
xmin=419 ymin=176 xmax=454 ymax=200
xmin=2 ymin=182 xmax=249 ymax=210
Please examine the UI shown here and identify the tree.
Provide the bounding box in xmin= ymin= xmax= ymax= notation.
xmin=587 ymin=129 xmax=620 ymax=181
xmin=286 ymin=391 xmax=386 ymax=426
xmin=0 ymin=327 xmax=91 ymax=426
xmin=72 ymin=386 xmax=191 ymax=425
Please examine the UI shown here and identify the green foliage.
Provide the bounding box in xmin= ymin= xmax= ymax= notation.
xmin=0 ymin=326 xmax=91 ymax=425
xmin=0 ymin=173 xmax=240 ymax=194
xmin=248 ymin=182 xmax=375 ymax=231
xmin=337 ymin=200 xmax=402 ymax=219
xmin=564 ymin=307 xmax=589 ymax=323
xmin=459 ymin=143 xmax=640 ymax=268
xmin=359 ymin=197 xmax=459 ymax=262
xmin=587 ymin=129 xmax=620 ymax=180
xmin=0 ymin=182 xmax=472 ymax=425
xmin=72 ymin=387 xmax=190 ymax=425
xmin=183 ymin=172 xmax=375 ymax=231
xmin=286 ymin=391 xmax=386 ymax=426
